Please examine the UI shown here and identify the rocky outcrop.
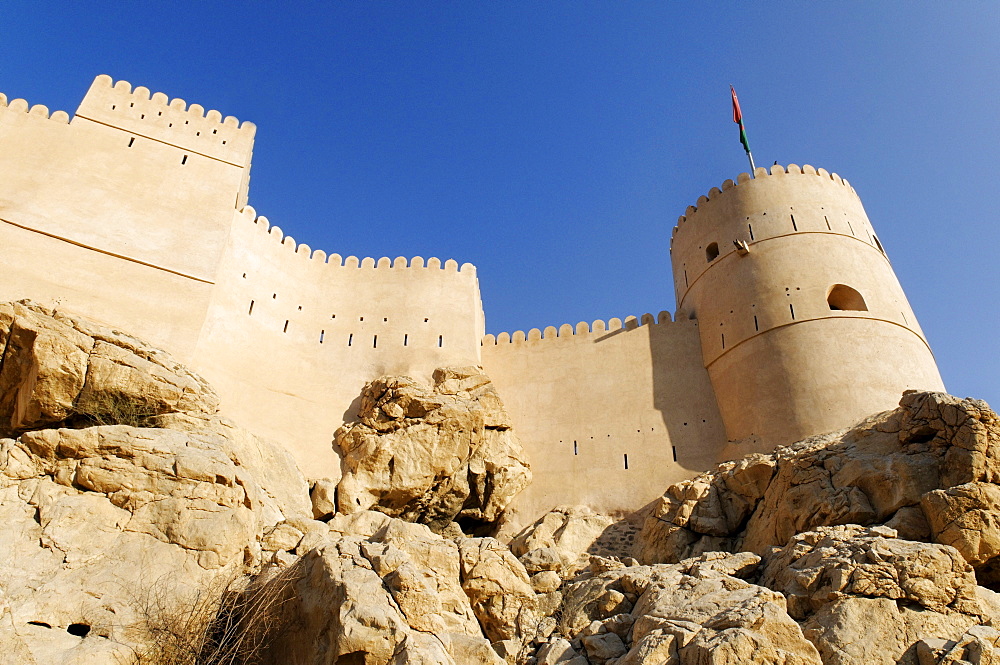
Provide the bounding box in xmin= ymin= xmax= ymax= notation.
xmin=335 ymin=366 xmax=532 ymax=533
xmin=262 ymin=511 xmax=506 ymax=665
xmin=0 ymin=300 xmax=219 ymax=435
xmin=634 ymin=392 xmax=1000 ymax=580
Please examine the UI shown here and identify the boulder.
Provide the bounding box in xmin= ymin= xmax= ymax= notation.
xmin=510 ymin=505 xmax=616 ymax=577
xmin=261 ymin=512 xmax=503 ymax=665
xmin=0 ymin=300 xmax=219 ymax=435
xmin=458 ymin=537 xmax=539 ymax=644
xmin=335 ymin=366 xmax=531 ymax=533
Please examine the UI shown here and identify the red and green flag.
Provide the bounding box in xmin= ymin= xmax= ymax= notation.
xmin=730 ymin=85 xmax=756 ymax=172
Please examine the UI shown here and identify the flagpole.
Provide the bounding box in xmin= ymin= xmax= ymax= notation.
xmin=746 ymin=148 xmax=756 ymax=175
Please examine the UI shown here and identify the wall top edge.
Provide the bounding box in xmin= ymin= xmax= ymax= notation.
xmin=483 ymin=310 xmax=681 ymax=345
xmin=239 ymin=206 xmax=477 ymax=275
xmin=670 ymin=164 xmax=857 ymax=244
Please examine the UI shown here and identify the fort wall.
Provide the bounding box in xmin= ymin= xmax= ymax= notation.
xmin=670 ymin=164 xmax=944 ymax=448
xmin=480 ymin=313 xmax=726 ymax=522
xmin=190 ymin=206 xmax=485 ymax=477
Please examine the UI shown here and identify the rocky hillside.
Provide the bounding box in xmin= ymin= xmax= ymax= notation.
xmin=1 ymin=300 xmax=999 ymax=665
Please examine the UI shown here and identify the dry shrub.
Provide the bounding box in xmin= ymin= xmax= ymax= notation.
xmin=124 ymin=565 xmax=300 ymax=665
xmin=72 ymin=391 xmax=160 ymax=428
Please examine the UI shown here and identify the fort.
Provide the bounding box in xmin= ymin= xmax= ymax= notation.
xmin=0 ymin=75 xmax=945 ymax=526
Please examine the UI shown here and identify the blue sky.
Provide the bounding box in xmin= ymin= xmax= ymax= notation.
xmin=3 ymin=2 xmax=997 ymax=406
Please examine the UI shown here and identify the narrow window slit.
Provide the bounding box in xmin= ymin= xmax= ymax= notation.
xmin=684 ymin=269 xmax=688 ymax=287
xmin=128 ymin=137 xmax=134 ymax=147
xmin=672 ymin=446 xmax=677 ymax=462
xmin=573 ymin=441 xmax=578 ymax=455
xmin=373 ymin=335 xmax=378 ymax=348
xmin=248 ymin=300 xmax=254 ymax=315
xmin=438 ymin=335 xmax=443 ymax=347
xmin=825 ymin=215 xmax=831 ymax=230
xmin=181 ymin=155 xmax=188 ymax=165
xmin=754 ymin=315 xmax=759 ymax=331
xmin=748 ymin=223 xmax=754 ymax=240
xmin=789 ymin=304 xmax=795 ymax=320
xmin=847 ymin=220 xmax=855 ymax=236
xmin=403 ymin=334 xmax=408 ymax=346
xmin=319 ymin=330 xmax=325 ymax=344
xmin=348 ymin=334 xmax=353 ymax=347
xmin=790 ymin=214 xmax=797 ymax=231
xmin=623 ymin=454 xmax=629 ymax=470
xmin=283 ymin=320 xmax=289 ymax=333
xmin=721 ymin=333 xmax=725 ymax=348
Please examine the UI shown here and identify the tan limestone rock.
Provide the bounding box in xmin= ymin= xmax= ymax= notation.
xmin=761 ymin=525 xmax=985 ymax=620
xmin=335 ymin=366 xmax=531 ymax=533
xmin=510 ymin=505 xmax=616 ymax=576
xmin=0 ymin=301 xmax=219 ymax=435
xmin=458 ymin=537 xmax=539 ymax=644
xmin=634 ymin=392 xmax=1000 ymax=575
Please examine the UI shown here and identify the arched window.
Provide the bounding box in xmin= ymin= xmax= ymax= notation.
xmin=827 ymin=284 xmax=867 ymax=311
xmin=705 ymin=242 xmax=719 ymax=262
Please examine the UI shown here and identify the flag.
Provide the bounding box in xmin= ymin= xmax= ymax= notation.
xmin=731 ymin=85 xmax=751 ymax=154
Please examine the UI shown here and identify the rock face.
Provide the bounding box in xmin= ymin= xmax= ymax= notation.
xmin=335 ymin=367 xmax=532 ymax=533
xmin=634 ymin=392 xmax=1000 ymax=579
xmin=0 ymin=301 xmax=311 ymax=663
xmin=0 ymin=300 xmax=219 ymax=435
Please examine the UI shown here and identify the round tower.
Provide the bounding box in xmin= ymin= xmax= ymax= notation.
xmin=670 ymin=164 xmax=944 ymax=452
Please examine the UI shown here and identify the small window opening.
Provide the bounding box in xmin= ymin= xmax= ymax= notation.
xmin=272 ymin=293 xmax=277 ymax=299
xmin=241 ymin=273 xmax=246 ymax=278
xmin=348 ymin=334 xmax=353 ymax=346
xmin=825 ymin=215 xmax=831 ymax=230
xmin=319 ymin=330 xmax=325 ymax=343
xmin=212 ymin=129 xmax=217 ymax=134
xmin=573 ymin=441 xmax=578 ymax=455
xmin=873 ymin=235 xmax=885 ymax=254
xmin=424 ymin=318 xmax=429 ymax=323
xmin=331 ymin=314 xmax=336 ymax=319
xmin=373 ymin=335 xmax=378 ymax=348
xmin=130 ymin=102 xmax=134 ymax=107
xmin=748 ymin=223 xmax=754 ymax=240
xmin=705 ymin=242 xmax=720 ymax=262
xmin=127 ymin=137 xmax=134 ymax=147
xmin=672 ymin=446 xmax=677 ymax=462
xmin=181 ymin=155 xmax=188 ymax=165
xmin=158 ymin=111 xmax=162 ymax=116
xmin=111 ymin=105 xmax=115 ymax=110
xmin=790 ymin=214 xmax=797 ymax=231
xmin=248 ymin=300 xmax=254 ymax=315
xmin=623 ymin=454 xmax=629 ymax=470
xmin=827 ymin=284 xmax=868 ymax=311
xmin=383 ymin=317 xmax=388 ymax=322
xmin=403 ymin=334 xmax=408 ymax=346
xmin=140 ymin=114 xmax=145 ymax=119
xmin=721 ymin=333 xmax=725 ymax=349
xmin=196 ymin=131 xmax=201 ymax=136
xmin=902 ymin=311 xmax=908 ymax=324
xmin=847 ymin=220 xmax=855 ymax=236
xmin=438 ymin=335 xmax=443 ymax=347
xmin=283 ymin=320 xmax=289 ymax=333
xmin=789 ymin=304 xmax=795 ymax=320
xmin=359 ymin=316 xmax=364 ymax=322
xmin=754 ymin=315 xmax=759 ymax=331
xmin=222 ymin=140 xmax=227 ymax=145
xmin=684 ymin=269 xmax=688 ymax=287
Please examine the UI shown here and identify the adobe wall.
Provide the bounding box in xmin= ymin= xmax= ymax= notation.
xmin=481 ymin=313 xmax=726 ymax=524
xmin=0 ymin=77 xmax=253 ymax=355
xmin=190 ymin=207 xmax=485 ymax=478
xmin=670 ymin=165 xmax=944 ymax=449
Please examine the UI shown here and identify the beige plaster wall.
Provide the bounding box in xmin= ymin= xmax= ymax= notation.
xmin=670 ymin=164 xmax=944 ymax=448
xmin=481 ymin=313 xmax=726 ymax=526
xmin=190 ymin=207 xmax=485 ymax=478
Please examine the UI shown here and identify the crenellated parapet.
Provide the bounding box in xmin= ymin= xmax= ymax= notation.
xmin=0 ymin=92 xmax=72 ymax=124
xmin=670 ymin=164 xmax=854 ymax=247
xmin=484 ymin=310 xmax=674 ymax=345
xmin=74 ymin=75 xmax=255 ymax=167
xmin=235 ymin=205 xmax=477 ymax=275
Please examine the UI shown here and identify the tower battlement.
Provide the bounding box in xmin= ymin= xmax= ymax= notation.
xmin=74 ymin=75 xmax=256 ymax=168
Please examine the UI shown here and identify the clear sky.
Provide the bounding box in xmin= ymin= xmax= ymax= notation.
xmin=3 ymin=2 xmax=997 ymax=407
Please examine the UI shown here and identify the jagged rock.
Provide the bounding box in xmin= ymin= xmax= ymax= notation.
xmin=309 ymin=477 xmax=338 ymax=520
xmin=0 ymin=300 xmax=219 ymax=435
xmin=458 ymin=537 xmax=539 ymax=644
xmin=511 ymin=505 xmax=616 ymax=576
xmin=335 ymin=366 xmax=531 ymax=532
xmin=263 ymin=511 xmax=503 ymax=665
xmin=918 ymin=625 xmax=1000 ymax=665
xmin=762 ymin=525 xmax=986 ymax=620
xmin=552 ymin=552 xmax=820 ymax=665
xmin=635 ymin=392 xmax=1000 ymax=577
